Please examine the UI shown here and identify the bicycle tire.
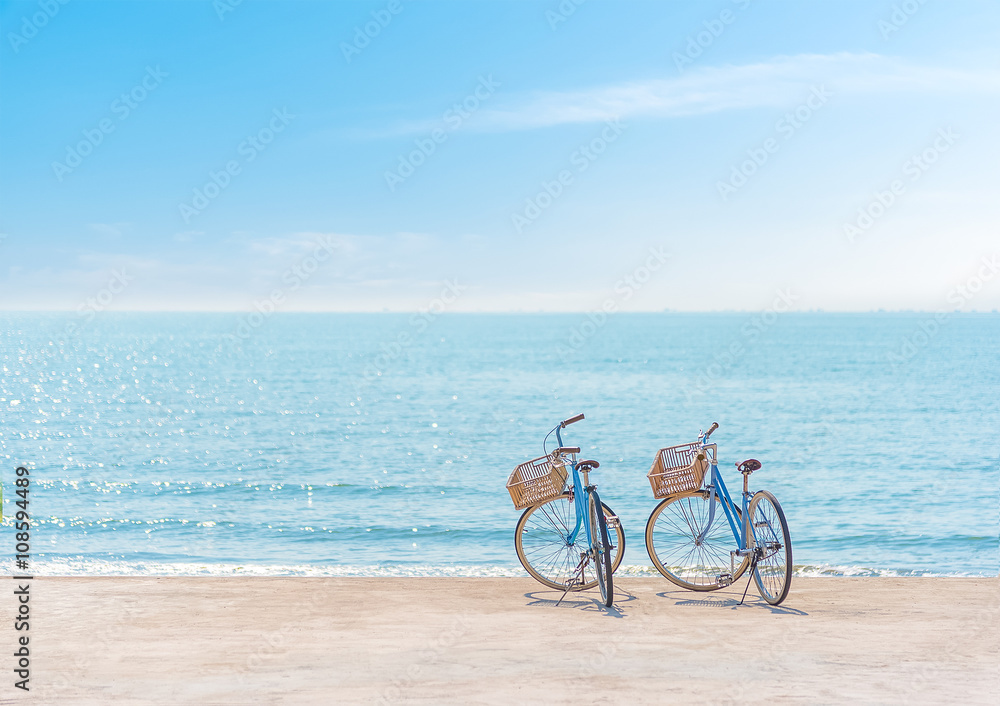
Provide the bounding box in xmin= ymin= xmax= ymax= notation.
xmin=645 ymin=490 xmax=750 ymax=591
xmin=748 ymin=490 xmax=792 ymax=605
xmin=589 ymin=489 xmax=614 ymax=607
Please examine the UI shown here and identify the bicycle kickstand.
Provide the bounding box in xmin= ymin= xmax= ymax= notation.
xmin=556 ymin=555 xmax=588 ymax=606
xmin=739 ymin=552 xmax=760 ymax=605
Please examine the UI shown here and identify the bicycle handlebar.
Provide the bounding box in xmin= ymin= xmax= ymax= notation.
xmin=703 ymin=422 xmax=719 ymax=440
xmin=548 ymin=414 xmax=585 ymax=456
xmin=554 ymin=446 xmax=581 ymax=455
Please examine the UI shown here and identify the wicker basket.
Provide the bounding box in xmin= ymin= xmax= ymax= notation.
xmin=506 ymin=455 xmax=569 ymax=509
xmin=647 ymin=443 xmax=716 ymax=498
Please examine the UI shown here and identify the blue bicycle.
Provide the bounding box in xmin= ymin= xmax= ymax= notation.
xmin=644 ymin=423 xmax=792 ymax=605
xmin=508 ymin=414 xmax=625 ymax=607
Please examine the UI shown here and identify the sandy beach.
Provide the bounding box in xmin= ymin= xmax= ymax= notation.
xmin=6 ymin=577 xmax=997 ymax=704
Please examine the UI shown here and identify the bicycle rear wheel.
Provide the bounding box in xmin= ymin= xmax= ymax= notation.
xmin=748 ymin=490 xmax=792 ymax=605
xmin=589 ymin=489 xmax=614 ymax=607
xmin=645 ymin=490 xmax=749 ymax=591
xmin=515 ymin=492 xmax=625 ymax=591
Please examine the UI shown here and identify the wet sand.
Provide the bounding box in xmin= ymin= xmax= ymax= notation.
xmin=8 ymin=577 xmax=998 ymax=704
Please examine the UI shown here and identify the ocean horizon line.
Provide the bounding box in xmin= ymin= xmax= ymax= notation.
xmin=2 ymin=310 xmax=998 ymax=316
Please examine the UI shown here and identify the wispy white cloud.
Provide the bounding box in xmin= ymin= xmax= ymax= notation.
xmin=383 ymin=53 xmax=1000 ymax=135
xmin=88 ymin=222 xmax=130 ymax=238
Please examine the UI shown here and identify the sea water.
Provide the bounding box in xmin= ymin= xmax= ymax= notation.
xmin=1 ymin=312 xmax=997 ymax=577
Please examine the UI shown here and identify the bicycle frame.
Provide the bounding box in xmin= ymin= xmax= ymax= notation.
xmin=555 ymin=424 xmax=593 ymax=549
xmin=699 ymin=443 xmax=759 ymax=556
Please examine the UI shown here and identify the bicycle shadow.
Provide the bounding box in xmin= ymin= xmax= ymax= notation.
xmin=523 ymin=589 xmax=637 ymax=618
xmin=655 ymin=589 xmax=808 ymax=616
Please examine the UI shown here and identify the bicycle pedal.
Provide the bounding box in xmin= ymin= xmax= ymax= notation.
xmin=717 ymin=573 xmax=733 ymax=587
xmin=606 ymin=515 xmax=620 ymax=529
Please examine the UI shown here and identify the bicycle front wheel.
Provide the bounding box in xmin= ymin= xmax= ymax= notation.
xmin=645 ymin=490 xmax=749 ymax=591
xmin=748 ymin=490 xmax=792 ymax=605
xmin=515 ymin=492 xmax=625 ymax=591
xmin=589 ymin=489 xmax=614 ymax=607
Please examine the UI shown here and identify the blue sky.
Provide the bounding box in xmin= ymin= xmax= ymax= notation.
xmin=1 ymin=0 xmax=998 ymax=312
